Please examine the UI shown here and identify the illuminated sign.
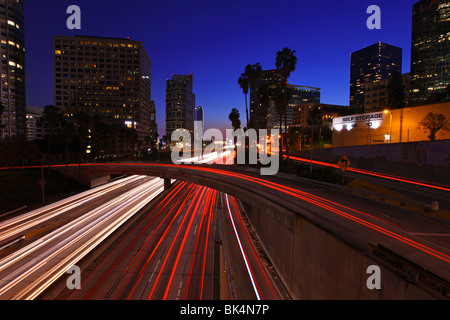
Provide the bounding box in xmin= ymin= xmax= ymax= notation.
xmin=333 ymin=111 xmax=385 ymax=131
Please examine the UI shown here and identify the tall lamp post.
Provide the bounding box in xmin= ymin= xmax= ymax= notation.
xmin=384 ymin=109 xmax=392 ymax=143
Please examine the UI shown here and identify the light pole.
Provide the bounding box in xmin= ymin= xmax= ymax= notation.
xmin=384 ymin=109 xmax=392 ymax=143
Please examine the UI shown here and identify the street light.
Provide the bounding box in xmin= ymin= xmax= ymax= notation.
xmin=383 ymin=109 xmax=392 ymax=144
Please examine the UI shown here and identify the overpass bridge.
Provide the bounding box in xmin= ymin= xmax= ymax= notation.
xmin=52 ymin=161 xmax=450 ymax=300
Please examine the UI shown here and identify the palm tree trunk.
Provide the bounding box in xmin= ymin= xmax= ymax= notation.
xmin=245 ymin=93 xmax=249 ymax=129
xmin=284 ymin=111 xmax=291 ymax=169
xmin=279 ymin=114 xmax=283 ymax=159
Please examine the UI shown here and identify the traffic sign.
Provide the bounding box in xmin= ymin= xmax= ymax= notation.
xmin=337 ymin=155 xmax=351 ymax=172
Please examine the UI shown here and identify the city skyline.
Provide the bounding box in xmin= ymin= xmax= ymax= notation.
xmin=25 ymin=0 xmax=416 ymax=136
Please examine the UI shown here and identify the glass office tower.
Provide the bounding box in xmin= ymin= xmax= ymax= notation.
xmin=350 ymin=42 xmax=402 ymax=113
xmin=410 ymin=0 xmax=450 ymax=106
xmin=0 ymin=0 xmax=26 ymax=139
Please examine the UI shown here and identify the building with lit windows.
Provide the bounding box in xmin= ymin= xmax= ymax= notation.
xmin=53 ymin=35 xmax=155 ymax=151
xmin=0 ymin=0 xmax=26 ymax=139
xmin=350 ymin=42 xmax=402 ymax=113
xmin=266 ymin=84 xmax=321 ymax=130
xmin=165 ymin=74 xmax=195 ymax=143
xmin=410 ymin=0 xmax=450 ymax=106
xmin=250 ymin=69 xmax=285 ymax=130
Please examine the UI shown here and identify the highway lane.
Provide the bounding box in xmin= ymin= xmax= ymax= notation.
xmin=0 ymin=177 xmax=166 ymax=300
xmin=219 ymin=192 xmax=288 ymax=300
xmin=54 ymin=181 xmax=285 ymax=300
xmin=0 ymin=175 xmax=151 ymax=248
xmin=287 ymin=154 xmax=450 ymax=210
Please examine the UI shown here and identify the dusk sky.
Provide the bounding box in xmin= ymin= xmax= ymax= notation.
xmin=25 ymin=0 xmax=417 ymax=136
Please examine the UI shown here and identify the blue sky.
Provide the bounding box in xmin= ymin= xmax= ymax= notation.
xmin=25 ymin=0 xmax=417 ymax=135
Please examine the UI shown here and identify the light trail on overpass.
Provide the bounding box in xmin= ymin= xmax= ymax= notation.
xmin=286 ymin=155 xmax=450 ymax=192
xmin=77 ymin=162 xmax=450 ymax=267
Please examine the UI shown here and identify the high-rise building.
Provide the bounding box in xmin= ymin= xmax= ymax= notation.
xmin=53 ymin=35 xmax=155 ymax=151
xmin=25 ymin=106 xmax=43 ymax=141
xmin=0 ymin=0 xmax=26 ymax=139
xmin=350 ymin=42 xmax=402 ymax=113
xmin=410 ymin=0 xmax=450 ymax=106
xmin=250 ymin=69 xmax=285 ymax=130
xmin=194 ymin=105 xmax=204 ymax=133
xmin=165 ymin=74 xmax=195 ymax=142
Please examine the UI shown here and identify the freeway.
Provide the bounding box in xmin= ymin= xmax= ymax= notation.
xmin=0 ymin=175 xmax=152 ymax=247
xmin=287 ymin=154 xmax=450 ymax=210
xmin=53 ymin=181 xmax=286 ymax=300
xmin=0 ymin=176 xmax=166 ymax=300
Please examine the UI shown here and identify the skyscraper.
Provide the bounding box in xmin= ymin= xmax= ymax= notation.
xmin=350 ymin=42 xmax=402 ymax=112
xmin=0 ymin=0 xmax=26 ymax=139
xmin=410 ymin=0 xmax=450 ymax=106
xmin=53 ymin=35 xmax=156 ymax=150
xmin=165 ymin=74 xmax=195 ymax=142
xmin=250 ymin=69 xmax=285 ymax=130
xmin=194 ymin=105 xmax=204 ymax=133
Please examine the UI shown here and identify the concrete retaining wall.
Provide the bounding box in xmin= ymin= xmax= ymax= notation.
xmin=244 ymin=202 xmax=444 ymax=300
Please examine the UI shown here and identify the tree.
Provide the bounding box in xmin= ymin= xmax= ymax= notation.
xmin=243 ymin=63 xmax=262 ymax=129
xmin=40 ymin=105 xmax=62 ymax=168
xmin=386 ymin=70 xmax=405 ymax=109
xmin=275 ymin=47 xmax=298 ymax=166
xmin=0 ymin=103 xmax=4 ymax=139
xmin=238 ymin=74 xmax=250 ymax=128
xmin=228 ymin=108 xmax=241 ymax=130
xmin=63 ymin=122 xmax=76 ymax=186
xmin=418 ymin=112 xmax=450 ymax=141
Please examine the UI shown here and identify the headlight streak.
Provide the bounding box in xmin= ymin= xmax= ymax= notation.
xmin=82 ymin=163 xmax=450 ymax=266
xmin=0 ymin=175 xmax=147 ymax=243
xmin=0 ymin=177 xmax=166 ymax=300
xmin=225 ymin=193 xmax=261 ymax=300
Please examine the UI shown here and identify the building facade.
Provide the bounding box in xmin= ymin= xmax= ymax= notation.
xmin=0 ymin=0 xmax=26 ymax=139
xmin=266 ymin=84 xmax=321 ymax=130
xmin=165 ymin=74 xmax=195 ymax=142
xmin=250 ymin=69 xmax=285 ymax=130
xmin=53 ymin=35 xmax=155 ymax=152
xmin=410 ymin=0 xmax=450 ymax=106
xmin=332 ymin=102 xmax=450 ymax=147
xmin=350 ymin=42 xmax=403 ymax=113
xmin=25 ymin=106 xmax=43 ymax=141
xmin=364 ymin=73 xmax=411 ymax=112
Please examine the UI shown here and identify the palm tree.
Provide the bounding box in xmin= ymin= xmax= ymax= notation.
xmin=243 ymin=63 xmax=262 ymax=129
xmin=40 ymin=105 xmax=62 ymax=168
xmin=276 ymin=47 xmax=298 ymax=80
xmin=63 ymin=122 xmax=76 ymax=186
xmin=238 ymin=74 xmax=250 ymax=128
xmin=271 ymin=83 xmax=291 ymax=159
xmin=228 ymin=108 xmax=241 ymax=130
xmin=275 ymin=47 xmax=298 ymax=167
